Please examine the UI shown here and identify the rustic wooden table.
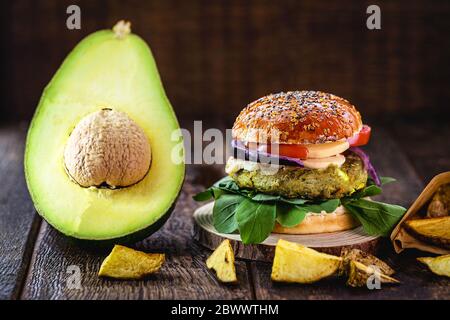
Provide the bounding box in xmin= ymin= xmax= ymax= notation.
xmin=0 ymin=117 xmax=449 ymax=300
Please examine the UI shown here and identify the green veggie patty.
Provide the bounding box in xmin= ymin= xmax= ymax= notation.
xmin=228 ymin=153 xmax=368 ymax=199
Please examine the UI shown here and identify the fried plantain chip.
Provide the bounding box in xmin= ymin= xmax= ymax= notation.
xmin=347 ymin=260 xmax=400 ymax=288
xmin=338 ymin=248 xmax=395 ymax=277
xmin=98 ymin=245 xmax=165 ymax=279
xmin=271 ymin=239 xmax=342 ymax=284
xmin=405 ymin=217 xmax=450 ymax=249
xmin=206 ymin=239 xmax=238 ymax=283
xmin=417 ymin=254 xmax=450 ymax=277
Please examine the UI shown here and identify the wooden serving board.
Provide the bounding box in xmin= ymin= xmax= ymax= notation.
xmin=193 ymin=202 xmax=380 ymax=262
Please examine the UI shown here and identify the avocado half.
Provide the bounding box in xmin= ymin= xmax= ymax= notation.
xmin=24 ymin=21 xmax=185 ymax=245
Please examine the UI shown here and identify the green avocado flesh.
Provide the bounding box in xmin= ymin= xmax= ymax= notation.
xmin=25 ymin=27 xmax=184 ymax=242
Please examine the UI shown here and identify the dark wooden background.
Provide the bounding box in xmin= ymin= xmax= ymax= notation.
xmin=1 ymin=0 xmax=450 ymax=123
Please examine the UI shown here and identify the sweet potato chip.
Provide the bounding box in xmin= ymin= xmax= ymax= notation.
xmin=405 ymin=217 xmax=450 ymax=249
xmin=206 ymin=239 xmax=238 ymax=283
xmin=347 ymin=260 xmax=400 ymax=287
xmin=339 ymin=248 xmax=395 ymax=276
xmin=271 ymin=239 xmax=342 ymax=284
xmin=98 ymin=245 xmax=165 ymax=279
xmin=418 ymin=254 xmax=450 ymax=278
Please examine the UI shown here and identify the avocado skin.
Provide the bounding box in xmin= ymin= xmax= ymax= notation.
xmin=62 ymin=194 xmax=180 ymax=251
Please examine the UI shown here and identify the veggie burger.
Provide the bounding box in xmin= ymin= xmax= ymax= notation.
xmin=195 ymin=91 xmax=406 ymax=244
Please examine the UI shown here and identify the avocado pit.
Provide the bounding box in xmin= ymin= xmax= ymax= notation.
xmin=64 ymin=109 xmax=151 ymax=188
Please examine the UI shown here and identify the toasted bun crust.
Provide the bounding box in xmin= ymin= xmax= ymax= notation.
xmin=272 ymin=206 xmax=360 ymax=234
xmin=232 ymin=91 xmax=362 ymax=144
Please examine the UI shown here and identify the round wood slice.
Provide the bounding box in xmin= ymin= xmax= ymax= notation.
xmin=193 ymin=202 xmax=380 ymax=262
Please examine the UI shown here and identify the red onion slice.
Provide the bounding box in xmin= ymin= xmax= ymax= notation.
xmin=231 ymin=140 xmax=304 ymax=167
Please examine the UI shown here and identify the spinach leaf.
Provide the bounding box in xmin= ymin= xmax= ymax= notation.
xmin=365 ymin=176 xmax=396 ymax=188
xmin=195 ymin=175 xmax=405 ymax=241
xmin=214 ymin=176 xmax=240 ymax=192
xmin=213 ymin=176 xmax=235 ymax=188
xmin=356 ymin=184 xmax=382 ymax=198
xmin=212 ymin=194 xmax=243 ymax=233
xmin=212 ymin=187 xmax=227 ymax=199
xmin=342 ymin=198 xmax=406 ymax=236
xmin=295 ymin=199 xmax=341 ymax=214
xmin=279 ymin=197 xmax=310 ymax=205
xmin=276 ymin=204 xmax=308 ymax=227
xmin=213 ymin=176 xmax=252 ymax=197
xmin=235 ymin=199 xmax=276 ymax=244
xmin=251 ymin=194 xmax=281 ymax=202
xmin=193 ymin=189 xmax=213 ymax=201
xmin=276 ymin=199 xmax=339 ymax=228
xmin=315 ymin=199 xmax=341 ymax=213
xmin=193 ymin=186 xmax=227 ymax=201
xmin=380 ymin=176 xmax=396 ymax=185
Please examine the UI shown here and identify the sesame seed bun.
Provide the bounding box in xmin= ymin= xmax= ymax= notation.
xmin=232 ymin=91 xmax=363 ymax=145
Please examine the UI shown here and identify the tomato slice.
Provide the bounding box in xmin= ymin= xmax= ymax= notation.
xmin=348 ymin=124 xmax=371 ymax=147
xmin=247 ymin=142 xmax=309 ymax=159
xmin=275 ymin=144 xmax=309 ymax=159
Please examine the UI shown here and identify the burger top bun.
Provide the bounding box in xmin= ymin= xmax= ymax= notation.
xmin=232 ymin=91 xmax=363 ymax=145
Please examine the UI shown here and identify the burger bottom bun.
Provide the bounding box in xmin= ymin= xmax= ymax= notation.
xmin=272 ymin=207 xmax=360 ymax=234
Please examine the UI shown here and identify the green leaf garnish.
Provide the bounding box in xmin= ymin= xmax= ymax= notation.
xmin=312 ymin=199 xmax=341 ymax=213
xmin=192 ymin=189 xmax=213 ymax=201
xmin=251 ymin=194 xmax=281 ymax=202
xmin=355 ymin=184 xmax=382 ymax=198
xmin=235 ymin=199 xmax=276 ymax=244
xmin=276 ymin=204 xmax=308 ymax=227
xmin=193 ymin=175 xmax=406 ymax=243
xmin=342 ymin=198 xmax=406 ymax=236
xmin=380 ymin=176 xmax=396 ymax=185
xmin=212 ymin=194 xmax=243 ymax=233
xmin=279 ymin=197 xmax=310 ymax=205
